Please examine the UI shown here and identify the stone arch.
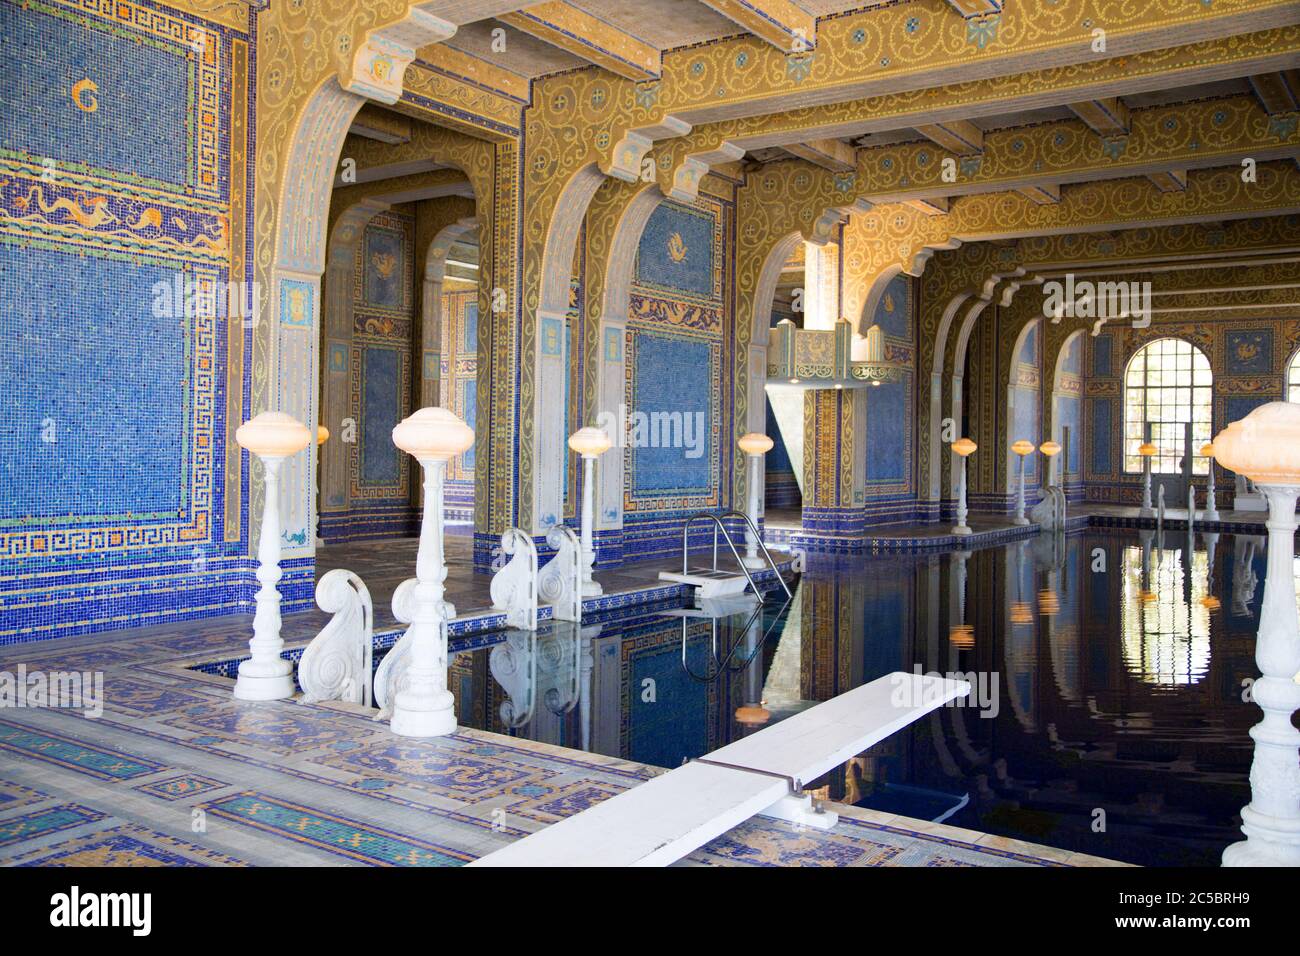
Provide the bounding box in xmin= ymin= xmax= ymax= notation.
xmin=318 ymin=196 xmax=392 ymax=524
xmin=747 ymin=231 xmax=809 ymax=515
xmin=264 ymin=8 xmax=458 ymax=555
xmin=1004 ymin=318 xmax=1043 ymax=495
xmin=265 ymin=78 xmax=368 ymax=555
xmin=593 ymin=183 xmax=666 ymax=533
xmin=421 ymin=216 xmax=478 ymax=408
xmin=531 ymin=162 xmax=608 ymax=532
xmin=1048 ymin=328 xmax=1087 ymax=488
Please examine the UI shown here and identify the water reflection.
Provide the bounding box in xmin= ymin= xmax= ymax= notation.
xmin=439 ymin=529 xmax=1266 ymax=866
xmin=1120 ymin=530 xmax=1213 ymax=686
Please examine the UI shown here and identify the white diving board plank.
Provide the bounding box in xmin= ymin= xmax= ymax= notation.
xmin=707 ymin=671 xmax=971 ymax=789
xmin=467 ymin=760 xmax=788 ymax=867
xmin=469 ymin=671 xmax=969 ymax=867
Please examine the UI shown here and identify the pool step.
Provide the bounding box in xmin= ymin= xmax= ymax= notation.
xmin=656 ymin=568 xmax=752 ymax=599
xmin=657 ymin=593 xmax=760 ymax=620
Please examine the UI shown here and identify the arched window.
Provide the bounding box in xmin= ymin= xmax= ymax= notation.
xmin=1287 ymin=349 xmax=1300 ymax=403
xmin=1124 ymin=338 xmax=1212 ymax=475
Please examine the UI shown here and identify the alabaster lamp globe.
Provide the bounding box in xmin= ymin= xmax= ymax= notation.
xmin=235 ymin=411 xmax=312 ymax=458
xmin=568 ymin=426 xmax=612 ymax=457
xmin=1039 ymin=440 xmax=1061 ymax=458
xmin=738 ymin=432 xmax=774 ymax=455
xmin=1011 ymin=439 xmax=1035 ymax=456
xmin=1138 ymin=441 xmax=1157 ymax=458
xmin=952 ymin=437 xmax=977 ymax=457
xmin=1201 ymin=442 xmax=1215 ymax=459
xmin=1214 ymin=402 xmax=1300 ymax=485
xmin=392 ymin=407 xmax=474 ymax=460
xmin=316 ymin=425 xmax=330 ymax=446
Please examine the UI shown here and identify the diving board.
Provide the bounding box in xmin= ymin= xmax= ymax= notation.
xmin=469 ymin=671 xmax=970 ymax=867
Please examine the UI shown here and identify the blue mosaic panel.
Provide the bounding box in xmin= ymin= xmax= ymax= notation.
xmin=459 ymin=378 xmax=476 ymax=472
xmin=1224 ymin=395 xmax=1271 ymax=427
xmin=360 ymin=346 xmax=401 ymax=484
xmin=1013 ymin=385 xmax=1040 ymax=480
xmin=1090 ymin=398 xmax=1113 ymax=475
xmin=874 ymin=274 xmax=911 ymax=340
xmin=0 ymin=0 xmax=190 ymax=188
xmin=1225 ymin=329 xmax=1273 ymax=375
xmin=636 ymin=202 xmax=716 ymax=299
xmin=630 ymin=332 xmax=712 ymax=496
xmin=1092 ymin=334 xmax=1113 ymax=377
xmin=0 ymin=245 xmax=186 ymax=521
xmin=363 ymin=226 xmax=405 ymax=309
xmin=866 ymin=379 xmax=908 ymax=485
xmin=1059 ymin=395 xmax=1081 ymax=476
xmin=462 ymin=302 xmax=478 ymax=353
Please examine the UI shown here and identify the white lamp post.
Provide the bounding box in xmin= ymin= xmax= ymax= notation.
xmin=1011 ymin=439 xmax=1035 ymax=525
xmin=1039 ymin=440 xmax=1061 ymax=484
xmin=738 ymin=432 xmax=774 ymax=569
xmin=568 ymin=426 xmax=612 ymax=596
xmin=952 ymin=437 xmax=977 ymax=536
xmin=234 ymin=412 xmax=312 ymax=701
xmin=314 ymin=424 xmax=330 ymax=549
xmin=1202 ymin=442 xmax=1221 ymax=522
xmin=1213 ymin=402 xmax=1300 ymax=866
xmin=390 ymin=407 xmax=474 ymax=738
xmin=1139 ymin=441 xmax=1157 ymax=517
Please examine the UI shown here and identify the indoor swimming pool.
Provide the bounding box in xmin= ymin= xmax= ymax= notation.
xmin=192 ymin=527 xmax=1265 ymax=866
xmin=424 ymin=528 xmax=1260 ymax=867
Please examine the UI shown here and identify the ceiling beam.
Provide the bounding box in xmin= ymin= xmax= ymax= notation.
xmin=498 ymin=2 xmax=661 ymax=80
xmin=782 ymin=138 xmax=856 ymax=172
xmin=915 ymin=120 xmax=984 ymax=156
xmin=349 ymin=104 xmax=412 ymax=145
xmin=944 ymin=0 xmax=1003 ymax=17
xmin=906 ymin=197 xmax=950 ymax=215
xmin=1017 ymin=183 xmax=1061 ymax=205
xmin=1146 ymin=169 xmax=1189 ymax=192
xmin=698 ymin=0 xmax=817 ymax=53
xmin=1068 ymin=98 xmax=1131 ymax=136
xmin=1248 ymin=70 xmax=1300 ymax=113
xmin=849 ymin=96 xmax=1294 ymax=208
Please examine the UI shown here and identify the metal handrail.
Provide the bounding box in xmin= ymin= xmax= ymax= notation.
xmin=681 ymin=512 xmax=760 ymax=595
xmin=680 ymin=511 xmax=792 ymax=600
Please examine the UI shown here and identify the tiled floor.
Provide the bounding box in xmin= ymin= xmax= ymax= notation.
xmin=0 ymin=577 xmax=1121 ymax=868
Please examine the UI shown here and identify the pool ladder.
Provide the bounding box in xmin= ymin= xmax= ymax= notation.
xmin=657 ymin=510 xmax=792 ymax=601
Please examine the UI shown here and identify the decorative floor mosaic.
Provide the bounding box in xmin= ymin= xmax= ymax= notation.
xmin=0 ymin=571 xmax=1122 ymax=868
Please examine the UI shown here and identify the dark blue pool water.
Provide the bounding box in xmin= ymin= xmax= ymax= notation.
xmin=442 ymin=528 xmax=1269 ymax=867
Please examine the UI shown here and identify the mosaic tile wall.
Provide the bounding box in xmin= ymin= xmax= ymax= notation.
xmin=1083 ymin=317 xmax=1300 ymax=505
xmin=1011 ymin=321 xmax=1042 ymax=483
xmin=440 ymin=284 xmax=477 ymax=520
xmin=862 ymin=273 xmax=916 ymax=525
xmin=620 ymin=194 xmax=733 ymax=553
xmin=0 ymin=0 xmax=268 ymax=644
xmin=1058 ymin=332 xmax=1083 ymax=480
xmin=322 ymin=209 xmax=418 ymax=543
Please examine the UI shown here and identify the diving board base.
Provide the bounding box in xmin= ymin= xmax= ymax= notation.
xmin=758 ymin=792 xmax=839 ymax=830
